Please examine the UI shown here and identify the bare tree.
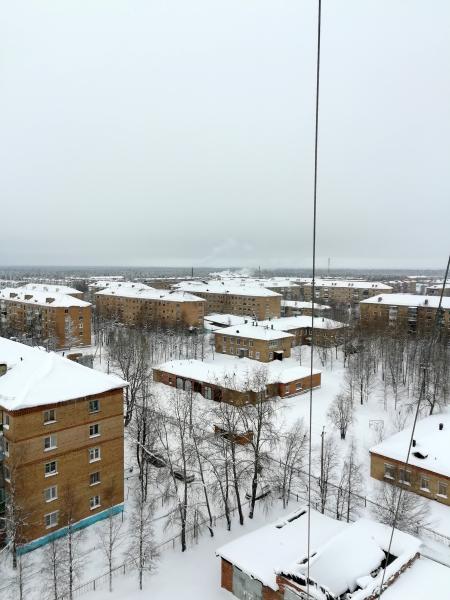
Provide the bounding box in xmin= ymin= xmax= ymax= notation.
xmin=276 ymin=419 xmax=309 ymax=508
xmin=372 ymin=482 xmax=430 ymax=535
xmin=7 ymin=552 xmax=33 ymax=600
xmin=60 ymin=484 xmax=85 ymax=600
xmin=327 ymin=393 xmax=354 ymax=440
xmin=333 ymin=441 xmax=363 ymax=522
xmin=41 ymin=538 xmax=66 ymax=600
xmin=96 ymin=480 xmax=124 ymax=592
xmin=127 ymin=484 xmax=157 ymax=591
xmin=315 ymin=434 xmax=339 ymax=514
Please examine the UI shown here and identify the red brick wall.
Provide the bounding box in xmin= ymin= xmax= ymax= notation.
xmin=221 ymin=559 xmax=233 ymax=592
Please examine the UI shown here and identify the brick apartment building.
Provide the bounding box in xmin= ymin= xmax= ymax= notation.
xmin=370 ymin=413 xmax=450 ymax=507
xmin=153 ymin=356 xmax=321 ymax=405
xmin=0 ymin=337 xmax=127 ymax=551
xmin=258 ymin=316 xmax=346 ymax=347
xmin=426 ymin=283 xmax=450 ymax=297
xmin=217 ymin=508 xmax=427 ymax=600
xmin=214 ymin=324 xmax=294 ymax=362
xmin=0 ymin=288 xmax=92 ymax=349
xmin=174 ymin=281 xmax=282 ymax=320
xmin=360 ymin=294 xmax=450 ymax=334
xmin=95 ymin=285 xmax=205 ymax=328
xmin=216 ymin=277 xmax=302 ymax=301
xmin=301 ymin=280 xmax=392 ymax=304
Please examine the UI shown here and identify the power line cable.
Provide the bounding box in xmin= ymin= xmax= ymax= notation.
xmin=376 ymin=253 xmax=450 ymax=598
xmin=307 ymin=0 xmax=322 ymax=596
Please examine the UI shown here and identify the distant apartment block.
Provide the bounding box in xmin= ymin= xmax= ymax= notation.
xmin=174 ymin=281 xmax=282 ymax=320
xmin=370 ymin=414 xmax=450 ymax=507
xmin=0 ymin=288 xmax=92 ymax=349
xmin=95 ymin=285 xmax=205 ymax=328
xmin=0 ymin=337 xmax=127 ymax=550
xmin=360 ymin=294 xmax=450 ymax=334
xmin=214 ymin=324 xmax=294 ymax=362
xmin=301 ymin=280 xmax=393 ymax=304
xmin=281 ymin=300 xmax=330 ymax=317
xmin=426 ymin=283 xmax=450 ymax=297
xmin=258 ymin=316 xmax=346 ymax=347
xmin=153 ymin=356 xmax=321 ymax=405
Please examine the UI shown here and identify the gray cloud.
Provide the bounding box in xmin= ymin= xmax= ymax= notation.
xmin=1 ymin=0 xmax=449 ymax=269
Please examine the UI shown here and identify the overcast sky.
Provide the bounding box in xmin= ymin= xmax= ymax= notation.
xmin=1 ymin=1 xmax=449 ymax=270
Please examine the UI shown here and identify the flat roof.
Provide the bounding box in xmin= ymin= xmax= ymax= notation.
xmin=281 ymin=300 xmax=331 ymax=310
xmin=216 ymin=324 xmax=294 ymax=341
xmin=154 ymin=355 xmax=320 ymax=390
xmin=370 ymin=412 xmax=450 ymax=478
xmin=174 ymin=281 xmax=282 ymax=298
xmin=361 ymin=293 xmax=450 ymax=309
xmin=96 ymin=287 xmax=205 ymax=303
xmin=204 ymin=314 xmax=251 ymax=327
xmin=304 ymin=279 xmax=393 ymax=290
xmin=0 ymin=288 xmax=91 ymax=308
xmin=17 ymin=283 xmax=82 ymax=295
xmin=0 ymin=337 xmax=127 ymax=411
xmin=258 ymin=315 xmax=345 ymax=331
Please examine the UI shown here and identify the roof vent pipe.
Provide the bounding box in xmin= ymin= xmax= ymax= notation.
xmin=439 ymin=423 xmax=444 ymax=431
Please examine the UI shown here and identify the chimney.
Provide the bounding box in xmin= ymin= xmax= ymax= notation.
xmin=378 ymin=297 xmax=382 ymax=302
xmin=424 ymin=298 xmax=429 ymax=306
xmin=412 ymin=439 xmax=416 ymax=447
xmin=0 ymin=363 xmax=7 ymax=377
xmin=46 ymin=297 xmax=55 ymax=304
xmin=271 ymin=324 xmax=273 ymax=329
xmin=439 ymin=423 xmax=444 ymax=431
xmin=24 ymin=294 xmax=33 ymax=300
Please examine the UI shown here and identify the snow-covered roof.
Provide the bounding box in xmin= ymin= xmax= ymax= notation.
xmin=370 ymin=412 xmax=450 ymax=478
xmin=0 ymin=337 xmax=127 ymax=411
xmin=380 ymin=557 xmax=450 ymax=600
xmin=217 ymin=508 xmax=421 ymax=596
xmin=96 ymin=287 xmax=205 ymax=303
xmin=16 ymin=283 xmax=82 ymax=295
xmin=282 ymin=300 xmax=331 ymax=310
xmin=174 ymin=281 xmax=282 ymax=298
xmin=258 ymin=315 xmax=345 ymax=331
xmin=304 ymin=280 xmax=393 ymax=290
xmin=426 ymin=283 xmax=450 ymax=290
xmin=360 ymin=293 xmax=450 ymax=309
xmin=0 ymin=288 xmax=91 ymax=308
xmin=154 ymin=355 xmax=320 ymax=390
xmin=89 ymin=280 xmax=155 ymax=291
xmin=216 ymin=324 xmax=294 ymax=341
xmin=204 ymin=314 xmax=251 ymax=327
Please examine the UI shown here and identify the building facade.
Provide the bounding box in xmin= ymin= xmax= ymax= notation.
xmin=0 ymin=289 xmax=92 ymax=349
xmin=214 ymin=324 xmax=294 ymax=362
xmin=301 ymin=280 xmax=392 ymax=304
xmin=360 ymin=294 xmax=450 ymax=334
xmin=95 ymin=287 xmax=205 ymax=328
xmin=174 ymin=282 xmax=282 ymax=320
xmin=0 ymin=338 xmax=127 ymax=550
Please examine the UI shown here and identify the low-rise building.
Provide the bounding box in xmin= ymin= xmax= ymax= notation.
xmin=203 ymin=314 xmax=251 ymax=331
xmin=153 ymin=356 xmax=321 ymax=405
xmin=0 ymin=288 xmax=92 ymax=348
xmin=0 ymin=337 xmax=127 ymax=551
xmin=174 ymin=281 xmax=282 ymax=320
xmin=426 ymin=283 xmax=450 ymax=297
xmin=370 ymin=413 xmax=450 ymax=507
xmin=215 ymin=324 xmax=294 ymax=362
xmin=95 ymin=286 xmax=205 ymax=328
xmin=258 ymin=315 xmax=346 ymax=347
xmin=360 ymin=294 xmax=450 ymax=334
xmin=302 ymin=280 xmax=393 ymax=304
xmin=281 ymin=300 xmax=331 ymax=317
xmin=217 ymin=507 xmax=424 ymax=600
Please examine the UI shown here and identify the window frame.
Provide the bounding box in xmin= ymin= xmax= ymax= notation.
xmin=44 ymin=510 xmax=59 ymax=529
xmin=89 ymin=471 xmax=101 ymax=486
xmin=43 ymin=409 xmax=56 ymax=424
xmin=44 ymin=485 xmax=58 ymax=503
xmin=44 ymin=434 xmax=57 ymax=452
xmin=90 ymin=495 xmax=101 ymax=510
xmin=89 ymin=399 xmax=100 ymax=414
xmin=89 ymin=447 xmax=101 ymax=463
xmin=44 ymin=460 xmax=58 ymax=477
xmin=89 ymin=423 xmax=100 ymax=438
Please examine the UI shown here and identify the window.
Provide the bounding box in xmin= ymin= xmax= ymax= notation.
xmin=44 ymin=511 xmax=58 ymax=529
xmin=269 ymin=352 xmax=273 ymax=360
xmin=44 ymin=434 xmax=57 ymax=451
xmin=3 ymin=413 xmax=10 ymax=429
xmin=89 ymin=399 xmax=100 ymax=413
xmin=255 ymin=352 xmax=260 ymax=360
xmin=89 ymin=447 xmax=101 ymax=462
xmin=44 ymin=485 xmax=58 ymax=502
xmin=90 ymin=471 xmax=101 ymax=486
xmin=45 ymin=461 xmax=58 ymax=477
xmin=420 ymin=476 xmax=430 ymax=492
xmin=43 ymin=409 xmax=56 ymax=424
xmin=204 ymin=386 xmax=213 ymax=400
xmin=89 ymin=424 xmax=100 ymax=438
xmin=284 ymin=386 xmax=290 ymax=396
xmin=4 ymin=439 xmax=10 ymax=457
xmin=384 ymin=463 xmax=396 ymax=480
xmin=90 ymin=495 xmax=101 ymax=510
xmin=399 ymin=468 xmax=411 ymax=485
xmin=296 ymin=382 xmax=302 ymax=391
xmin=438 ymin=481 xmax=448 ymax=498
xmin=4 ymin=465 xmax=11 ymax=482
